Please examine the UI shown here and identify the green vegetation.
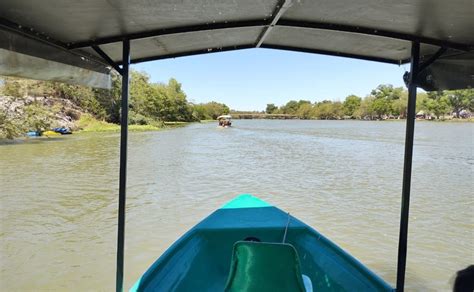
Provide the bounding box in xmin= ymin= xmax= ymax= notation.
xmin=1 ymin=73 xmax=472 ymax=140
xmin=265 ymin=85 xmax=473 ymax=120
xmin=0 ymin=100 xmax=54 ymax=139
xmin=76 ymin=114 xmax=121 ymax=132
xmin=192 ymin=102 xmax=230 ymax=120
xmin=0 ymin=110 xmax=23 ymax=139
xmin=0 ymin=72 xmax=231 ymax=139
xmin=77 ymin=114 xmax=163 ymax=132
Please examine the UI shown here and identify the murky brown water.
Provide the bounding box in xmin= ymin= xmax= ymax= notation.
xmin=1 ymin=120 xmax=472 ymax=291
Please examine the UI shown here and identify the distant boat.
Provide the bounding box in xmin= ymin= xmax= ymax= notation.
xmin=52 ymin=127 xmax=72 ymax=134
xmin=25 ymin=128 xmax=71 ymax=138
xmin=217 ymin=115 xmax=232 ymax=127
xmin=42 ymin=130 xmax=61 ymax=137
xmin=26 ymin=131 xmax=41 ymax=137
xmin=131 ymin=194 xmax=391 ymax=291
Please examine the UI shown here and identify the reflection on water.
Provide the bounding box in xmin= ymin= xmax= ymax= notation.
xmin=0 ymin=120 xmax=472 ymax=291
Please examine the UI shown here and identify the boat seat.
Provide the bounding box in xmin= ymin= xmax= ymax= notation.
xmin=225 ymin=241 xmax=312 ymax=292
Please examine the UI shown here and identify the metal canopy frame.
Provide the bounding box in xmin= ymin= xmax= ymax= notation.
xmin=3 ymin=15 xmax=468 ymax=53
xmin=1 ymin=8 xmax=471 ymax=67
xmin=255 ymin=0 xmax=293 ymax=48
xmin=1 ymin=1 xmax=472 ymax=292
xmin=397 ymin=41 xmax=420 ymax=292
xmin=107 ymin=41 xmax=435 ymax=292
xmin=116 ymin=39 xmax=130 ymax=292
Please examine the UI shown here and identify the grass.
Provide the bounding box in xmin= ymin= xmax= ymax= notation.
xmin=163 ymin=121 xmax=189 ymax=127
xmin=77 ymin=114 xmax=162 ymax=133
xmin=77 ymin=114 xmax=121 ymax=132
xmin=199 ymin=119 xmax=216 ymax=123
xmin=129 ymin=124 xmax=163 ymax=131
xmin=76 ymin=114 xmax=198 ymax=133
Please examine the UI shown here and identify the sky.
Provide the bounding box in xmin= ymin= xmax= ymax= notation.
xmin=133 ymin=48 xmax=410 ymax=111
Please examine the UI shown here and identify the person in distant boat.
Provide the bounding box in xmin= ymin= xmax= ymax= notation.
xmin=453 ymin=265 xmax=474 ymax=292
xmin=217 ymin=115 xmax=232 ymax=127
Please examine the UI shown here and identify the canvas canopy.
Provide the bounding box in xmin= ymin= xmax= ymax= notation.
xmin=1 ymin=0 xmax=473 ymax=90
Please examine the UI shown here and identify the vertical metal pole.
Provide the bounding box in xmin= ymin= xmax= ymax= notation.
xmin=116 ymin=39 xmax=130 ymax=292
xmin=396 ymin=41 xmax=420 ymax=292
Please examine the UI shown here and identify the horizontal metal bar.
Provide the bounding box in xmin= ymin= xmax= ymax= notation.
xmin=68 ymin=20 xmax=268 ymax=49
xmin=277 ymin=19 xmax=471 ymax=52
xmin=0 ymin=17 xmax=112 ymax=68
xmin=261 ymin=44 xmax=400 ymax=64
xmin=255 ymin=0 xmax=293 ymax=48
xmin=0 ymin=17 xmax=68 ymax=49
xmin=123 ymin=44 xmax=255 ymax=65
xmin=92 ymin=45 xmax=123 ymax=75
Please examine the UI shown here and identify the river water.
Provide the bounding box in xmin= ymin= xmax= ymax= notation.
xmin=0 ymin=120 xmax=472 ymax=291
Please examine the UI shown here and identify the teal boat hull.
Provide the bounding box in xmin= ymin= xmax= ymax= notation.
xmin=132 ymin=194 xmax=393 ymax=291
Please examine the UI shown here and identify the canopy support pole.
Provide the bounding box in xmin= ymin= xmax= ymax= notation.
xmin=396 ymin=41 xmax=420 ymax=292
xmin=116 ymin=39 xmax=130 ymax=292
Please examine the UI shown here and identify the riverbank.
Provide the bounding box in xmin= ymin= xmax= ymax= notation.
xmin=77 ymin=114 xmax=162 ymax=133
xmin=0 ymin=73 xmax=231 ymax=139
xmin=78 ymin=114 xmax=194 ymax=133
xmin=0 ymin=95 xmax=197 ymax=139
xmin=231 ymin=116 xmax=474 ymax=122
xmin=230 ymin=111 xmax=473 ymax=122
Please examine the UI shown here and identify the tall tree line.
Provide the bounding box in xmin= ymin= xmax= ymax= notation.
xmin=266 ymin=85 xmax=473 ymax=120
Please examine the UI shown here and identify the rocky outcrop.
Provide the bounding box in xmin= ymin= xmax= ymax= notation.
xmin=0 ymin=95 xmax=84 ymax=130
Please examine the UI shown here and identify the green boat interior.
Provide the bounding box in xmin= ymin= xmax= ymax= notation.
xmin=225 ymin=241 xmax=308 ymax=292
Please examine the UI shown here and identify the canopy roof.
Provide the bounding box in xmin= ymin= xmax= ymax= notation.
xmin=1 ymin=0 xmax=473 ymax=89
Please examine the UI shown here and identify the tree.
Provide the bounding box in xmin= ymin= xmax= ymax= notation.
xmin=370 ymin=97 xmax=392 ymax=118
xmin=423 ymin=91 xmax=452 ymax=119
xmin=192 ymin=102 xmax=230 ymax=120
xmin=0 ymin=100 xmax=55 ymax=139
xmin=432 ymin=96 xmax=452 ymax=119
xmin=280 ymin=100 xmax=299 ymax=114
xmin=93 ymin=74 xmax=121 ymax=123
xmin=0 ymin=77 xmax=23 ymax=97
xmin=128 ymin=73 xmax=194 ymax=122
xmin=23 ymin=103 xmax=55 ymax=132
xmin=343 ymin=95 xmax=361 ymax=117
xmin=129 ymin=70 xmax=156 ymax=118
xmin=266 ymin=103 xmax=278 ymax=114
xmin=161 ymin=78 xmax=193 ymax=121
xmin=0 ymin=109 xmax=24 ymax=139
xmin=297 ymin=100 xmax=311 ymax=107
xmin=313 ymin=100 xmax=343 ymax=119
xmin=354 ymin=96 xmax=376 ymax=119
xmin=392 ymin=91 xmax=408 ymax=118
xmin=371 ymin=84 xmax=404 ymax=101
xmin=446 ymin=89 xmax=473 ymax=117
xmin=296 ymin=103 xmax=314 ymax=119
xmin=369 ymin=84 xmax=405 ymax=118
